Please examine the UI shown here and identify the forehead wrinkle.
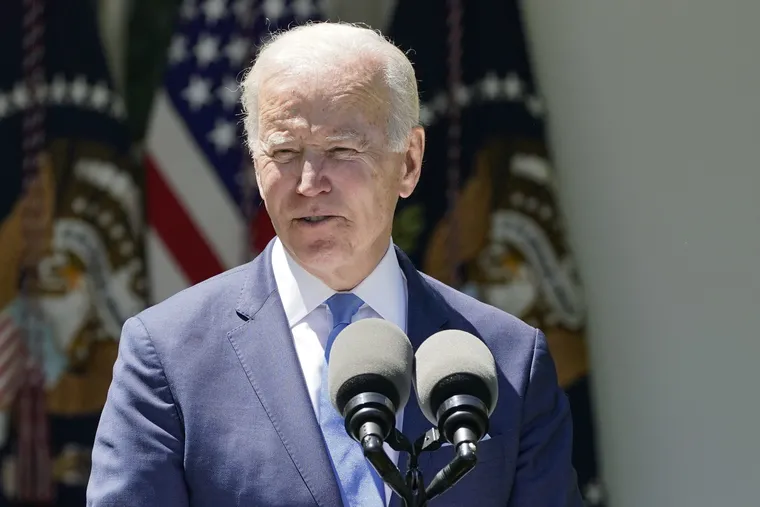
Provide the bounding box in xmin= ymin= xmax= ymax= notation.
xmin=326 ymin=81 xmax=388 ymax=119
xmin=257 ymin=64 xmax=390 ymax=150
xmin=263 ymin=100 xmax=379 ymax=144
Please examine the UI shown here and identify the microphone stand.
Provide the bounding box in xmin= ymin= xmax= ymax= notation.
xmin=347 ymin=393 xmax=486 ymax=506
xmin=360 ymin=426 xmax=479 ymax=507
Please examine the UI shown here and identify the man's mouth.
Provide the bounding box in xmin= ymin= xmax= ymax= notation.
xmin=299 ymin=216 xmax=334 ymax=223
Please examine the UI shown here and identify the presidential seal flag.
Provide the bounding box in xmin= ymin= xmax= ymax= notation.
xmin=0 ymin=0 xmax=147 ymax=504
xmin=145 ymin=0 xmax=322 ymax=304
xmin=388 ymin=1 xmax=605 ymax=504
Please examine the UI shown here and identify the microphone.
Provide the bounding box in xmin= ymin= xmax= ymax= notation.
xmin=327 ymin=318 xmax=415 ymax=499
xmin=413 ymin=329 xmax=499 ymax=500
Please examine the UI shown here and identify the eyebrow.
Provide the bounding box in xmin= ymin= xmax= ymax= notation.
xmin=325 ymin=130 xmax=370 ymax=148
xmin=261 ymin=129 xmax=371 ymax=152
xmin=261 ymin=132 xmax=295 ymax=151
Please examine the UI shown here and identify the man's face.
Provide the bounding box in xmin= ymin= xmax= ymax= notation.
xmin=253 ymin=58 xmax=423 ymax=286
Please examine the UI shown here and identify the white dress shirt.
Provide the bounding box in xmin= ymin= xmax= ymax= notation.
xmin=271 ymin=237 xmax=407 ymax=505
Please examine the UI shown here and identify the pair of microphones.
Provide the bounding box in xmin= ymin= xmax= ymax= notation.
xmin=326 ymin=318 xmax=499 ymax=507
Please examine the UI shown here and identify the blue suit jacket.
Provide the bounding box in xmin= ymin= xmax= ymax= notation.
xmin=87 ymin=241 xmax=583 ymax=506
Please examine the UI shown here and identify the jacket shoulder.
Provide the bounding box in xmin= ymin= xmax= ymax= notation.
xmin=135 ymin=262 xmax=251 ymax=339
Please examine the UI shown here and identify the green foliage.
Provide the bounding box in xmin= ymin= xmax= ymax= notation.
xmin=392 ymin=204 xmax=425 ymax=255
xmin=124 ymin=0 xmax=182 ymax=144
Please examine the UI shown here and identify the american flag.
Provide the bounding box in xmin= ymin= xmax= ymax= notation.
xmin=145 ymin=0 xmax=322 ymax=303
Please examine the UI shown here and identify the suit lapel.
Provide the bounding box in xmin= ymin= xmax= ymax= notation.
xmin=392 ymin=247 xmax=450 ymax=507
xmin=228 ymin=241 xmax=342 ymax=507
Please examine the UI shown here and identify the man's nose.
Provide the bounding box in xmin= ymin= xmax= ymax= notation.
xmin=296 ymin=154 xmax=330 ymax=197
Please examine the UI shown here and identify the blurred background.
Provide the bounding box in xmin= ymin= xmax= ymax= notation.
xmin=0 ymin=0 xmax=758 ymax=505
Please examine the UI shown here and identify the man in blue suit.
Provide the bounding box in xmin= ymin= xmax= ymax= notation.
xmin=87 ymin=22 xmax=583 ymax=507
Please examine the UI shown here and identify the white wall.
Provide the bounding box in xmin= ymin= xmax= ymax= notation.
xmin=522 ymin=1 xmax=760 ymax=506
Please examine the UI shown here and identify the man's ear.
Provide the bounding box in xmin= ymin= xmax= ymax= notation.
xmin=399 ymin=126 xmax=425 ymax=198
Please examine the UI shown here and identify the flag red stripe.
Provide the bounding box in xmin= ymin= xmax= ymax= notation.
xmin=0 ymin=354 xmax=24 ymax=407
xmin=145 ymin=155 xmax=225 ymax=285
xmin=0 ymin=334 xmax=23 ymax=372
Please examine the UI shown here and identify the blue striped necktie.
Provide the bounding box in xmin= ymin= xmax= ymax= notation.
xmin=318 ymin=293 xmax=386 ymax=506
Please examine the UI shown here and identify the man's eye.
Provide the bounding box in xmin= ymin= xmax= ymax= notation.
xmin=329 ymin=147 xmax=357 ymax=155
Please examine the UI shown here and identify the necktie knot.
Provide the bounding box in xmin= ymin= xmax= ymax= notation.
xmin=326 ymin=293 xmax=364 ymax=328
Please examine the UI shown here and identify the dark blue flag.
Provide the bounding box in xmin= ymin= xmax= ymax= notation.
xmin=388 ymin=1 xmax=605 ymax=504
xmin=0 ymin=0 xmax=146 ymax=504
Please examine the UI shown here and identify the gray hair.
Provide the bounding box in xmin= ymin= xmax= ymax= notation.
xmin=240 ymin=22 xmax=420 ymax=154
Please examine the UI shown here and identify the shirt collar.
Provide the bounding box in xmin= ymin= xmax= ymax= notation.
xmin=271 ymin=237 xmax=407 ymax=331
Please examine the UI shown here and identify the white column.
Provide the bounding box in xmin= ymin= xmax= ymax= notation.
xmin=521 ymin=2 xmax=760 ymax=506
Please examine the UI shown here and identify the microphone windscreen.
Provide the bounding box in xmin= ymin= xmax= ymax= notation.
xmin=328 ymin=318 xmax=414 ymax=415
xmin=414 ymin=329 xmax=498 ymax=425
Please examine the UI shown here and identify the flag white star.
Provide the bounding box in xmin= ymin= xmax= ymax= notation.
xmin=454 ymin=84 xmax=471 ymax=107
xmin=209 ymin=120 xmax=237 ymax=153
xmin=91 ymin=82 xmax=110 ymax=110
xmin=50 ymin=75 xmax=68 ymax=104
xmin=233 ymin=0 xmax=253 ymax=17
xmin=431 ymin=92 xmax=449 ymax=115
xmin=526 ymin=95 xmax=544 ymax=117
xmin=111 ymin=96 xmax=127 ymax=119
xmin=419 ymin=104 xmax=433 ymax=126
xmin=0 ymin=94 xmax=11 ymax=118
xmin=202 ymin=0 xmax=227 ymax=24
xmin=263 ymin=0 xmax=286 ymax=20
xmin=232 ymin=0 xmax=254 ymax=26
xmin=292 ymin=0 xmax=315 ymax=19
xmin=504 ymin=73 xmax=523 ymax=100
xmin=218 ymin=76 xmax=241 ymax=109
xmin=481 ymin=72 xmax=501 ymax=100
xmin=12 ymin=83 xmax=30 ymax=109
xmin=180 ymin=0 xmax=197 ymax=19
xmin=168 ymin=36 xmax=188 ymax=65
xmin=70 ymin=76 xmax=89 ymax=105
xmin=195 ymin=34 xmax=220 ymax=67
xmin=183 ymin=76 xmax=212 ymax=110
xmin=225 ymin=36 xmax=250 ymax=67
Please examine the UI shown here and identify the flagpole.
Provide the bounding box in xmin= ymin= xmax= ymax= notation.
xmin=445 ymin=0 xmax=464 ymax=289
xmin=18 ymin=0 xmax=54 ymax=502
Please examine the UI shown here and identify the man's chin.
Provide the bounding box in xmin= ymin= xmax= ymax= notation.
xmin=288 ymin=238 xmax=347 ymax=267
